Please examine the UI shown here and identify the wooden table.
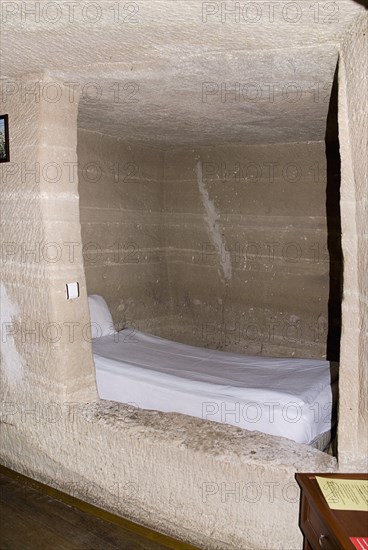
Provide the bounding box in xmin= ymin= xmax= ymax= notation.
xmin=295 ymin=473 xmax=368 ymax=550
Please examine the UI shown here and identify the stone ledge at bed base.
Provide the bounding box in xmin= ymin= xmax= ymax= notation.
xmin=1 ymin=400 xmax=337 ymax=550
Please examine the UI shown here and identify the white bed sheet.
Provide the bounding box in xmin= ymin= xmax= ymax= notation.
xmin=93 ymin=329 xmax=338 ymax=445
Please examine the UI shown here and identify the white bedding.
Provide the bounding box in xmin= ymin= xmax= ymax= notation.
xmin=93 ymin=329 xmax=338 ymax=445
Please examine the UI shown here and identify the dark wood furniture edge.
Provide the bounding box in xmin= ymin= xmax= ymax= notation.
xmin=295 ymin=473 xmax=368 ymax=550
xmin=0 ymin=464 xmax=200 ymax=550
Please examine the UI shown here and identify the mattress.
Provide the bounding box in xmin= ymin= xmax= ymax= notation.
xmin=93 ymin=329 xmax=338 ymax=446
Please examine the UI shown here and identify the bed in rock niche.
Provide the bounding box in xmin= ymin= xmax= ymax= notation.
xmin=88 ymin=295 xmax=338 ymax=452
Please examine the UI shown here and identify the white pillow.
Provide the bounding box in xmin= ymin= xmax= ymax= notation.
xmin=87 ymin=295 xmax=115 ymax=339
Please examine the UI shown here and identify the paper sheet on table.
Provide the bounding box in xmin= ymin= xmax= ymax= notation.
xmin=316 ymin=477 xmax=368 ymax=511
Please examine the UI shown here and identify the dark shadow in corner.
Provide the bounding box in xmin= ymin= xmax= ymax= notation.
xmin=351 ymin=0 xmax=368 ymax=8
xmin=325 ymin=62 xmax=343 ymax=364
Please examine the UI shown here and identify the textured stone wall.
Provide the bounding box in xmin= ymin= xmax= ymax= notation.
xmin=77 ymin=135 xmax=334 ymax=360
xmin=77 ymin=130 xmax=171 ymax=335
xmin=0 ymin=75 xmax=97 ymax=403
xmin=337 ymin=15 xmax=368 ymax=472
xmin=0 ymin=73 xmax=339 ymax=550
xmin=1 ymin=400 xmax=337 ymax=550
xmin=163 ymin=142 xmax=331 ymax=358
xmin=1 ymin=15 xmax=367 ymax=545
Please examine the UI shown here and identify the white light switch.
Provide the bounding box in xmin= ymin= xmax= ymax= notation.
xmin=66 ymin=282 xmax=79 ymax=300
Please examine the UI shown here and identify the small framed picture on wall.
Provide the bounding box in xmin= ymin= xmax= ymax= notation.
xmin=0 ymin=115 xmax=10 ymax=162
